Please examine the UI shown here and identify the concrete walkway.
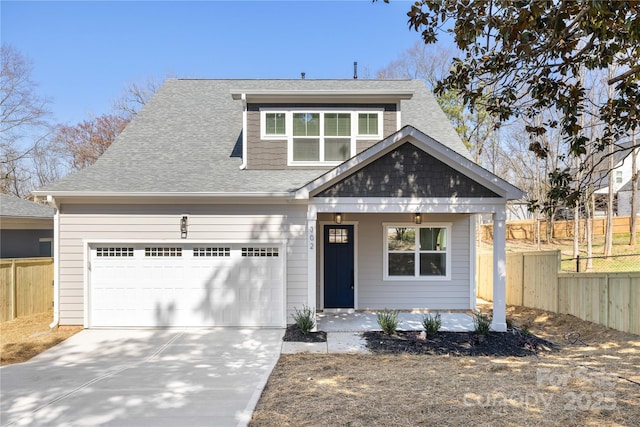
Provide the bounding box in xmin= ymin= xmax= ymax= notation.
xmin=282 ymin=312 xmax=475 ymax=354
xmin=0 ymin=328 xmax=283 ymax=427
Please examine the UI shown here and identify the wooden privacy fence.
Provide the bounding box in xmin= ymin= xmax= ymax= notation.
xmin=477 ymin=251 xmax=640 ymax=335
xmin=480 ymin=215 xmax=634 ymax=240
xmin=0 ymin=258 xmax=54 ymax=322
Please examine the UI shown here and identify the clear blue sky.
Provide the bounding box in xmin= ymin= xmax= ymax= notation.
xmin=2 ymin=0 xmax=445 ymax=126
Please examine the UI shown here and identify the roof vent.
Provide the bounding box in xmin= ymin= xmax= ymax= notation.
xmin=353 ymin=61 xmax=358 ymax=79
xmin=301 ymin=72 xmax=305 ymax=79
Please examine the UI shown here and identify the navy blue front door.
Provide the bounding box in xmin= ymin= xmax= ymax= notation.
xmin=324 ymin=225 xmax=354 ymax=308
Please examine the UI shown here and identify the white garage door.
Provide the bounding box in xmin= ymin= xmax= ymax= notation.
xmin=89 ymin=244 xmax=285 ymax=327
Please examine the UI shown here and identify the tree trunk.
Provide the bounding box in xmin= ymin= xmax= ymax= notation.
xmin=630 ymin=132 xmax=638 ymax=246
xmin=586 ymin=193 xmax=594 ymax=271
xmin=604 ymin=65 xmax=616 ymax=257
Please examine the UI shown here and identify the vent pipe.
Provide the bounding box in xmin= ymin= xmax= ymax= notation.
xmin=353 ymin=61 xmax=358 ymax=79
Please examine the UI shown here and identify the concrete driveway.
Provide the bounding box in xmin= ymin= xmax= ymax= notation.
xmin=0 ymin=328 xmax=283 ymax=427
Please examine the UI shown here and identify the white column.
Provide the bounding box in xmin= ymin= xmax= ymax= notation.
xmin=307 ymin=205 xmax=317 ymax=330
xmin=491 ymin=208 xmax=507 ymax=332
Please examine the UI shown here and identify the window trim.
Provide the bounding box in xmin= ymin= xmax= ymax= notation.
xmin=39 ymin=238 xmax=53 ymax=257
xmin=261 ymin=111 xmax=288 ymax=139
xmin=615 ymin=170 xmax=623 ymax=184
xmin=382 ymin=222 xmax=452 ymax=281
xmin=259 ymin=108 xmax=383 ymax=165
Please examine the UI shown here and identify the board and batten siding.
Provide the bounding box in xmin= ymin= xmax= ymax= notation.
xmin=319 ymin=213 xmax=472 ymax=310
xmin=57 ymin=203 xmax=308 ymax=325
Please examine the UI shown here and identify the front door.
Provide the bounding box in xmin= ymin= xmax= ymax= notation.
xmin=324 ymin=225 xmax=354 ymax=308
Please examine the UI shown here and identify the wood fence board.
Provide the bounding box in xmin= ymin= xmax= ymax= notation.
xmin=481 ymin=216 xmax=633 ymax=240
xmin=0 ymin=263 xmax=13 ymax=322
xmin=630 ymin=280 xmax=640 ymax=335
xmin=480 ymin=251 xmax=639 ymax=335
xmin=0 ymin=258 xmax=53 ymax=321
xmin=607 ymin=276 xmax=631 ymax=333
xmin=506 ymin=253 xmax=524 ymax=306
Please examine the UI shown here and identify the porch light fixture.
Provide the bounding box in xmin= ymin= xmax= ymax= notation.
xmin=414 ymin=212 xmax=422 ymax=224
xmin=335 ymin=213 xmax=343 ymax=224
xmin=180 ymin=216 xmax=188 ymax=239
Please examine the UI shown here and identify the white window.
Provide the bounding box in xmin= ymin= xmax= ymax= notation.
xmin=260 ymin=109 xmax=382 ymax=165
xmin=263 ymin=112 xmax=286 ymax=137
xmin=358 ymin=112 xmax=379 ymax=136
xmin=383 ymin=224 xmax=451 ymax=280
xmin=615 ymin=170 xmax=623 ymax=184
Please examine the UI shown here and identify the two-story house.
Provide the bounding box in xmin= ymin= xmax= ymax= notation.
xmin=34 ymin=79 xmax=522 ymax=331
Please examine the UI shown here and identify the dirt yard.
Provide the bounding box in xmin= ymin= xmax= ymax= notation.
xmin=251 ymin=306 xmax=640 ymax=426
xmin=0 ymin=311 xmax=82 ymax=365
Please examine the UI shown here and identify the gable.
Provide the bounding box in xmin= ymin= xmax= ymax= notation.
xmin=315 ymin=142 xmax=499 ymax=198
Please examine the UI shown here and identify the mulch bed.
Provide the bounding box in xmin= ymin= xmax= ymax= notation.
xmin=282 ymin=324 xmax=327 ymax=342
xmin=363 ymin=329 xmax=556 ymax=356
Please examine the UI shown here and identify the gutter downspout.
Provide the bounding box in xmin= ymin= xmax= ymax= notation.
xmin=239 ymin=93 xmax=248 ymax=170
xmin=47 ymin=195 xmax=60 ymax=329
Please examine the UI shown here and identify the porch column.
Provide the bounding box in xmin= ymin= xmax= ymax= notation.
xmin=307 ymin=205 xmax=317 ymax=330
xmin=491 ymin=209 xmax=507 ymax=332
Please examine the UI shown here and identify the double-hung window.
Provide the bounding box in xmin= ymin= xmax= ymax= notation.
xmin=292 ymin=112 xmax=321 ymax=161
xmin=260 ymin=109 xmax=382 ymax=165
xmin=264 ymin=112 xmax=286 ymax=136
xmin=384 ymin=224 xmax=451 ymax=280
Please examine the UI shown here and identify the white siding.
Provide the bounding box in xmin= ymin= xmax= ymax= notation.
xmin=319 ymin=213 xmax=472 ymax=310
xmin=57 ymin=203 xmax=308 ymax=325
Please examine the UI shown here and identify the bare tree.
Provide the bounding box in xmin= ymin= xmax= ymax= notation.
xmin=55 ymin=114 xmax=129 ymax=171
xmin=113 ymin=75 xmax=165 ymax=120
xmin=54 ymin=76 xmax=164 ymax=172
xmin=0 ymin=44 xmax=51 ymax=196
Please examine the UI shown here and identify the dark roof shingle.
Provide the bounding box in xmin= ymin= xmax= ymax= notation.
xmin=38 ymin=79 xmax=470 ymax=194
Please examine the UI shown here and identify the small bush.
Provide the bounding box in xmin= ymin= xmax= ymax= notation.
xmin=422 ymin=313 xmax=441 ymax=337
xmin=293 ymin=305 xmax=316 ymax=335
xmin=473 ymin=311 xmax=492 ymax=335
xmin=377 ymin=309 xmax=399 ymax=335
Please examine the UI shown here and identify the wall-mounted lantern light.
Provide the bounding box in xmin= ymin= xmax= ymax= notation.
xmin=180 ymin=216 xmax=188 ymax=239
xmin=414 ymin=212 xmax=422 ymax=224
xmin=335 ymin=212 xmax=343 ymax=224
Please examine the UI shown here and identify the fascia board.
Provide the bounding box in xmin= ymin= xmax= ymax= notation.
xmin=31 ymin=192 xmax=302 ymax=205
xmin=230 ymin=90 xmax=414 ymax=103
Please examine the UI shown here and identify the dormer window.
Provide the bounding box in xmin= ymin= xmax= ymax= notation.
xmin=261 ymin=109 xmax=382 ymax=165
xmin=265 ymin=112 xmax=286 ymax=136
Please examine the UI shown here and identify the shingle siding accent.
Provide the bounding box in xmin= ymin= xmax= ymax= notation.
xmin=317 ymin=142 xmax=499 ymax=198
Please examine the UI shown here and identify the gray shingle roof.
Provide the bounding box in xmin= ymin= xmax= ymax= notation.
xmin=37 ymin=79 xmax=471 ymax=194
xmin=0 ymin=194 xmax=54 ymax=218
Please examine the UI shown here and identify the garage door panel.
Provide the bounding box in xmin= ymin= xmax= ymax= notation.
xmin=90 ymin=244 xmax=284 ymax=327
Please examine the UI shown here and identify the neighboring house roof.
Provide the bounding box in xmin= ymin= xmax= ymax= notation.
xmin=0 ymin=194 xmax=54 ymax=219
xmin=35 ymin=79 xmax=471 ymax=196
xmin=618 ymin=177 xmax=638 ymax=192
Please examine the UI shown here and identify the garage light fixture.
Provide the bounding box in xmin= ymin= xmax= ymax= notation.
xmin=335 ymin=212 xmax=343 ymax=224
xmin=414 ymin=212 xmax=422 ymax=224
xmin=180 ymin=216 xmax=188 ymax=239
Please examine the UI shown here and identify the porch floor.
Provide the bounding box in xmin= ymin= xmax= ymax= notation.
xmin=317 ymin=311 xmax=475 ymax=332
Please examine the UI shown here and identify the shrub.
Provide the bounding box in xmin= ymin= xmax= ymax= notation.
xmin=473 ymin=311 xmax=492 ymax=335
xmin=377 ymin=309 xmax=399 ymax=335
xmin=422 ymin=313 xmax=441 ymax=337
xmin=293 ymin=305 xmax=316 ymax=335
